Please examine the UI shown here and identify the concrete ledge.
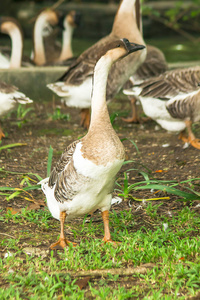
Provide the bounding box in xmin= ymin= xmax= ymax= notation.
xmin=1 ymin=61 xmax=199 ymax=102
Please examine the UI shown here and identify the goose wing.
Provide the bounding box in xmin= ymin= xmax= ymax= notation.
xmin=48 ymin=140 xmax=90 ymax=203
xmin=57 ymin=34 xmax=112 ymax=85
xmin=138 ymin=66 xmax=200 ymax=100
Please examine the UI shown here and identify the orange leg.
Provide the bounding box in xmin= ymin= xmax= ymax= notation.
xmin=0 ymin=126 xmax=5 ymax=140
xmin=179 ymin=120 xmax=200 ymax=150
xmin=122 ymin=97 xmax=140 ymax=123
xmin=80 ymin=108 xmax=90 ymax=129
xmin=50 ymin=211 xmax=76 ymax=250
xmin=101 ymin=210 xmax=114 ymax=243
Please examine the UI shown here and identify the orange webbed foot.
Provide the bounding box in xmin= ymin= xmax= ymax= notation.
xmin=189 ymin=138 xmax=200 ymax=150
xmin=50 ymin=238 xmax=77 ymax=250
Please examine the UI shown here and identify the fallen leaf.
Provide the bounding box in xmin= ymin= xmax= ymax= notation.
xmin=6 ymin=207 xmax=21 ymax=215
xmin=75 ymin=276 xmax=90 ymax=290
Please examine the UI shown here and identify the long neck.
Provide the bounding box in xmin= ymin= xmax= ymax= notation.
xmin=9 ymin=27 xmax=23 ymax=68
xmin=33 ymin=15 xmax=46 ymax=65
xmin=112 ymin=0 xmax=144 ymax=45
xmin=135 ymin=0 xmax=143 ymax=34
xmin=58 ymin=22 xmax=74 ymax=61
xmin=89 ymin=55 xmax=113 ymax=130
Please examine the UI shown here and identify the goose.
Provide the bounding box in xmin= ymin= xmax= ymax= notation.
xmin=0 ymin=17 xmax=34 ymax=68
xmin=0 ymin=17 xmax=24 ymax=68
xmin=56 ymin=10 xmax=81 ymax=64
xmin=32 ymin=10 xmax=80 ymax=66
xmin=122 ymin=0 xmax=168 ymax=123
xmin=124 ymin=66 xmax=200 ymax=149
xmin=47 ymin=0 xmax=146 ymax=128
xmin=40 ymin=38 xmax=145 ymax=249
xmin=32 ymin=9 xmax=59 ymax=66
xmin=0 ymin=81 xmax=33 ymax=139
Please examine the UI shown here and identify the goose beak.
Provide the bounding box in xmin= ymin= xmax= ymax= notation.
xmin=74 ymin=12 xmax=81 ymax=27
xmin=127 ymin=42 xmax=146 ymax=54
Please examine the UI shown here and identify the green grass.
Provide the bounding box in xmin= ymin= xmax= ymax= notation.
xmin=0 ymin=203 xmax=200 ymax=299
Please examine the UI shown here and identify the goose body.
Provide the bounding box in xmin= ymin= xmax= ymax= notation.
xmin=47 ymin=0 xmax=146 ymax=127
xmin=40 ymin=38 xmax=145 ymax=249
xmin=0 ymin=81 xmax=33 ymax=139
xmin=124 ymin=66 xmax=200 ymax=148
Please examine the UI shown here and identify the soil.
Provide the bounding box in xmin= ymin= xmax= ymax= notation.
xmin=0 ymin=96 xmax=200 ymax=297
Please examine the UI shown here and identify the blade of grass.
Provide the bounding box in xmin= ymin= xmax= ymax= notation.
xmin=0 ymin=143 xmax=27 ymax=151
xmin=47 ymin=145 xmax=53 ymax=177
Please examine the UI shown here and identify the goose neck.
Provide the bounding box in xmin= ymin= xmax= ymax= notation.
xmin=58 ymin=23 xmax=73 ymax=61
xmin=9 ymin=27 xmax=23 ymax=68
xmin=33 ymin=15 xmax=46 ymax=65
xmin=89 ymin=55 xmax=113 ymax=129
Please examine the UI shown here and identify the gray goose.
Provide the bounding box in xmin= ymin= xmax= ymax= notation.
xmin=0 ymin=81 xmax=33 ymax=139
xmin=124 ymin=66 xmax=200 ymax=149
xmin=47 ymin=0 xmax=146 ymax=128
xmin=122 ymin=0 xmax=168 ymax=123
xmin=40 ymin=39 xmax=145 ymax=249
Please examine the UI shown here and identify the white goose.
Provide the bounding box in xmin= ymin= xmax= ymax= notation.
xmin=0 ymin=17 xmax=23 ymax=68
xmin=0 ymin=81 xmax=33 ymax=139
xmin=124 ymin=66 xmax=200 ymax=149
xmin=122 ymin=0 xmax=168 ymax=123
xmin=40 ymin=39 xmax=145 ymax=249
xmin=47 ymin=0 xmax=146 ymax=128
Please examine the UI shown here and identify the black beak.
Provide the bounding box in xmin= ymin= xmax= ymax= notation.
xmin=74 ymin=11 xmax=81 ymax=27
xmin=57 ymin=11 xmax=65 ymax=30
xmin=121 ymin=38 xmax=145 ymax=53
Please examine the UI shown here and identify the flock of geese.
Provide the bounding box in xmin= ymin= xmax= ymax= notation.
xmin=1 ymin=0 xmax=200 ymax=248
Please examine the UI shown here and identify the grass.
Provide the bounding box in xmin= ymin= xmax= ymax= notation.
xmin=0 ymin=204 xmax=200 ymax=299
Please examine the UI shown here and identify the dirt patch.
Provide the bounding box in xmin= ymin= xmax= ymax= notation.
xmin=1 ymin=96 xmax=200 ymax=241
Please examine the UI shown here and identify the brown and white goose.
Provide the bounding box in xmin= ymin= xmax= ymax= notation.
xmin=40 ymin=39 xmax=145 ymax=249
xmin=32 ymin=10 xmax=80 ymax=66
xmin=47 ymin=0 xmax=146 ymax=128
xmin=124 ymin=66 xmax=200 ymax=149
xmin=122 ymin=0 xmax=168 ymax=123
xmin=32 ymin=9 xmax=59 ymax=66
xmin=0 ymin=17 xmax=24 ymax=68
xmin=0 ymin=81 xmax=33 ymax=139
xmin=0 ymin=17 xmax=34 ymax=68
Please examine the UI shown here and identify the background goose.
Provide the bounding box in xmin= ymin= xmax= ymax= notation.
xmin=0 ymin=81 xmax=33 ymax=139
xmin=0 ymin=16 xmax=34 ymax=68
xmin=40 ymin=38 xmax=145 ymax=249
xmin=0 ymin=17 xmax=24 ymax=68
xmin=32 ymin=9 xmax=59 ymax=66
xmin=55 ymin=10 xmax=81 ymax=64
xmin=47 ymin=0 xmax=146 ymax=128
xmin=122 ymin=0 xmax=168 ymax=123
xmin=32 ymin=9 xmax=80 ymax=66
xmin=124 ymin=66 xmax=200 ymax=149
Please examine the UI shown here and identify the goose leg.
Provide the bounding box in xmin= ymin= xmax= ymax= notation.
xmin=121 ymin=97 xmax=140 ymax=123
xmin=179 ymin=120 xmax=200 ymax=149
xmin=101 ymin=210 xmax=113 ymax=242
xmin=50 ymin=211 xmax=76 ymax=249
xmin=80 ymin=108 xmax=90 ymax=129
xmin=0 ymin=126 xmax=5 ymax=140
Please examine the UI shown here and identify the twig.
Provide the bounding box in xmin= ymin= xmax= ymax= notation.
xmin=0 ymin=233 xmax=15 ymax=239
xmin=51 ymin=0 xmax=66 ymax=11
xmin=58 ymin=263 xmax=155 ymax=277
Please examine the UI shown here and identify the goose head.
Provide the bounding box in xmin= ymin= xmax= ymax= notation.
xmin=97 ymin=38 xmax=145 ymax=63
xmin=0 ymin=17 xmax=23 ymax=38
